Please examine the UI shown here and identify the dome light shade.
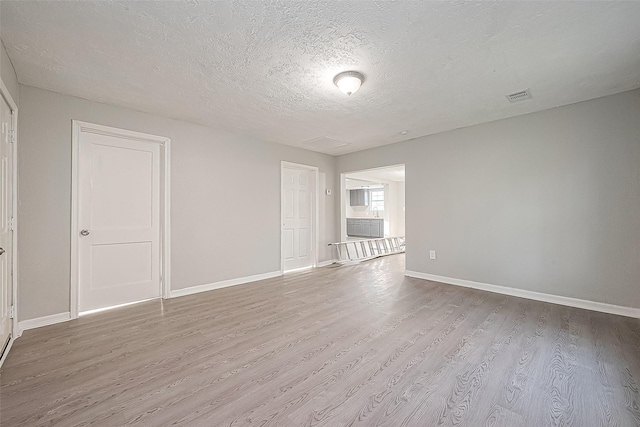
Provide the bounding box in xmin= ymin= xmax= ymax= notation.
xmin=333 ymin=71 xmax=364 ymax=96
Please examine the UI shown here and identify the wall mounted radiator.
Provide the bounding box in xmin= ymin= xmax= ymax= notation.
xmin=329 ymin=236 xmax=405 ymax=264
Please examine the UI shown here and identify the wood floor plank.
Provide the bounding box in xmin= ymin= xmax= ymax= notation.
xmin=307 ymin=294 xmax=500 ymax=427
xmin=195 ymin=288 xmax=456 ymax=426
xmin=1 ymin=254 xmax=639 ymax=426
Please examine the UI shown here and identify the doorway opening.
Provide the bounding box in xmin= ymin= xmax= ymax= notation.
xmin=339 ymin=164 xmax=405 ymax=260
xmin=281 ymin=162 xmax=319 ymax=273
xmin=71 ymin=121 xmax=171 ymax=318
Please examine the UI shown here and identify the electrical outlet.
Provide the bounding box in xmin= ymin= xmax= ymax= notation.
xmin=429 ymin=250 xmax=436 ymax=260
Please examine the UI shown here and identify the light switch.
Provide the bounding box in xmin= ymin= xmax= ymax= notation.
xmin=325 ymin=189 xmax=332 ymax=196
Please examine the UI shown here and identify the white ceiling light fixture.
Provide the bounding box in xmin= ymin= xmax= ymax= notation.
xmin=333 ymin=71 xmax=365 ymax=96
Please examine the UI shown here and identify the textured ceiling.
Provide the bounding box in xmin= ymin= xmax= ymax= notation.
xmin=2 ymin=1 xmax=640 ymax=155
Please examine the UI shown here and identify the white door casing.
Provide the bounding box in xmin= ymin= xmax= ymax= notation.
xmin=282 ymin=163 xmax=317 ymax=272
xmin=0 ymin=93 xmax=13 ymax=352
xmin=71 ymin=122 xmax=170 ymax=316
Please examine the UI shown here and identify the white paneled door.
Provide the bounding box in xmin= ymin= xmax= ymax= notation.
xmin=282 ymin=165 xmax=315 ymax=271
xmin=0 ymin=94 xmax=13 ymax=353
xmin=77 ymin=129 xmax=161 ymax=312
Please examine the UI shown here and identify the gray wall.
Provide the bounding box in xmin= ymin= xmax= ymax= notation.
xmin=338 ymin=89 xmax=640 ymax=309
xmin=15 ymin=82 xmax=640 ymax=320
xmin=0 ymin=38 xmax=18 ymax=105
xmin=18 ymin=85 xmax=337 ymax=321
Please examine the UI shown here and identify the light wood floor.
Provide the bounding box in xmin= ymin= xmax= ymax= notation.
xmin=2 ymin=254 xmax=640 ymax=426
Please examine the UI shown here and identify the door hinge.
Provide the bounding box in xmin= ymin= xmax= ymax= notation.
xmin=8 ymin=129 xmax=15 ymax=144
xmin=9 ymin=217 xmax=14 ymax=231
xmin=10 ymin=305 xmax=15 ymax=319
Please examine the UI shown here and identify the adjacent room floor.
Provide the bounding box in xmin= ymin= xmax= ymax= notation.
xmin=1 ymin=254 xmax=639 ymax=426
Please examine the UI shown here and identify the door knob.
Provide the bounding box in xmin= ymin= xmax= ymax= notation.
xmin=80 ymin=229 xmax=90 ymax=236
xmin=0 ymin=248 xmax=4 ymax=255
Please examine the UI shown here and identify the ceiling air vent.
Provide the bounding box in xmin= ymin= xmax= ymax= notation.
xmin=302 ymin=137 xmax=349 ymax=151
xmin=506 ymin=89 xmax=532 ymax=103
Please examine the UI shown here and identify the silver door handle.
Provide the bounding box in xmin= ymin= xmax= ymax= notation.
xmin=0 ymin=248 xmax=4 ymax=255
xmin=80 ymin=229 xmax=90 ymax=236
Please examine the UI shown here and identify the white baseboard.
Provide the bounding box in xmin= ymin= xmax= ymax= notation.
xmin=404 ymin=271 xmax=640 ymax=319
xmin=317 ymin=259 xmax=337 ymax=267
xmin=170 ymin=271 xmax=282 ymax=298
xmin=17 ymin=312 xmax=72 ymax=335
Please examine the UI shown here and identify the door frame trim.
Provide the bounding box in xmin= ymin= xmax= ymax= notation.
xmin=280 ymin=161 xmax=319 ymax=274
xmin=0 ymin=79 xmax=18 ymax=365
xmin=70 ymin=121 xmax=171 ymax=319
xmin=340 ymin=163 xmax=406 ymax=241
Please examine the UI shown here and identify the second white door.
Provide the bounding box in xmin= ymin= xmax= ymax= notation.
xmin=78 ymin=129 xmax=161 ymax=312
xmin=282 ymin=166 xmax=314 ymax=271
xmin=0 ymin=92 xmax=13 ymax=355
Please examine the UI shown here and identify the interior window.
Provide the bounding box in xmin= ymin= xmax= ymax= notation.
xmin=370 ymin=189 xmax=384 ymax=211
